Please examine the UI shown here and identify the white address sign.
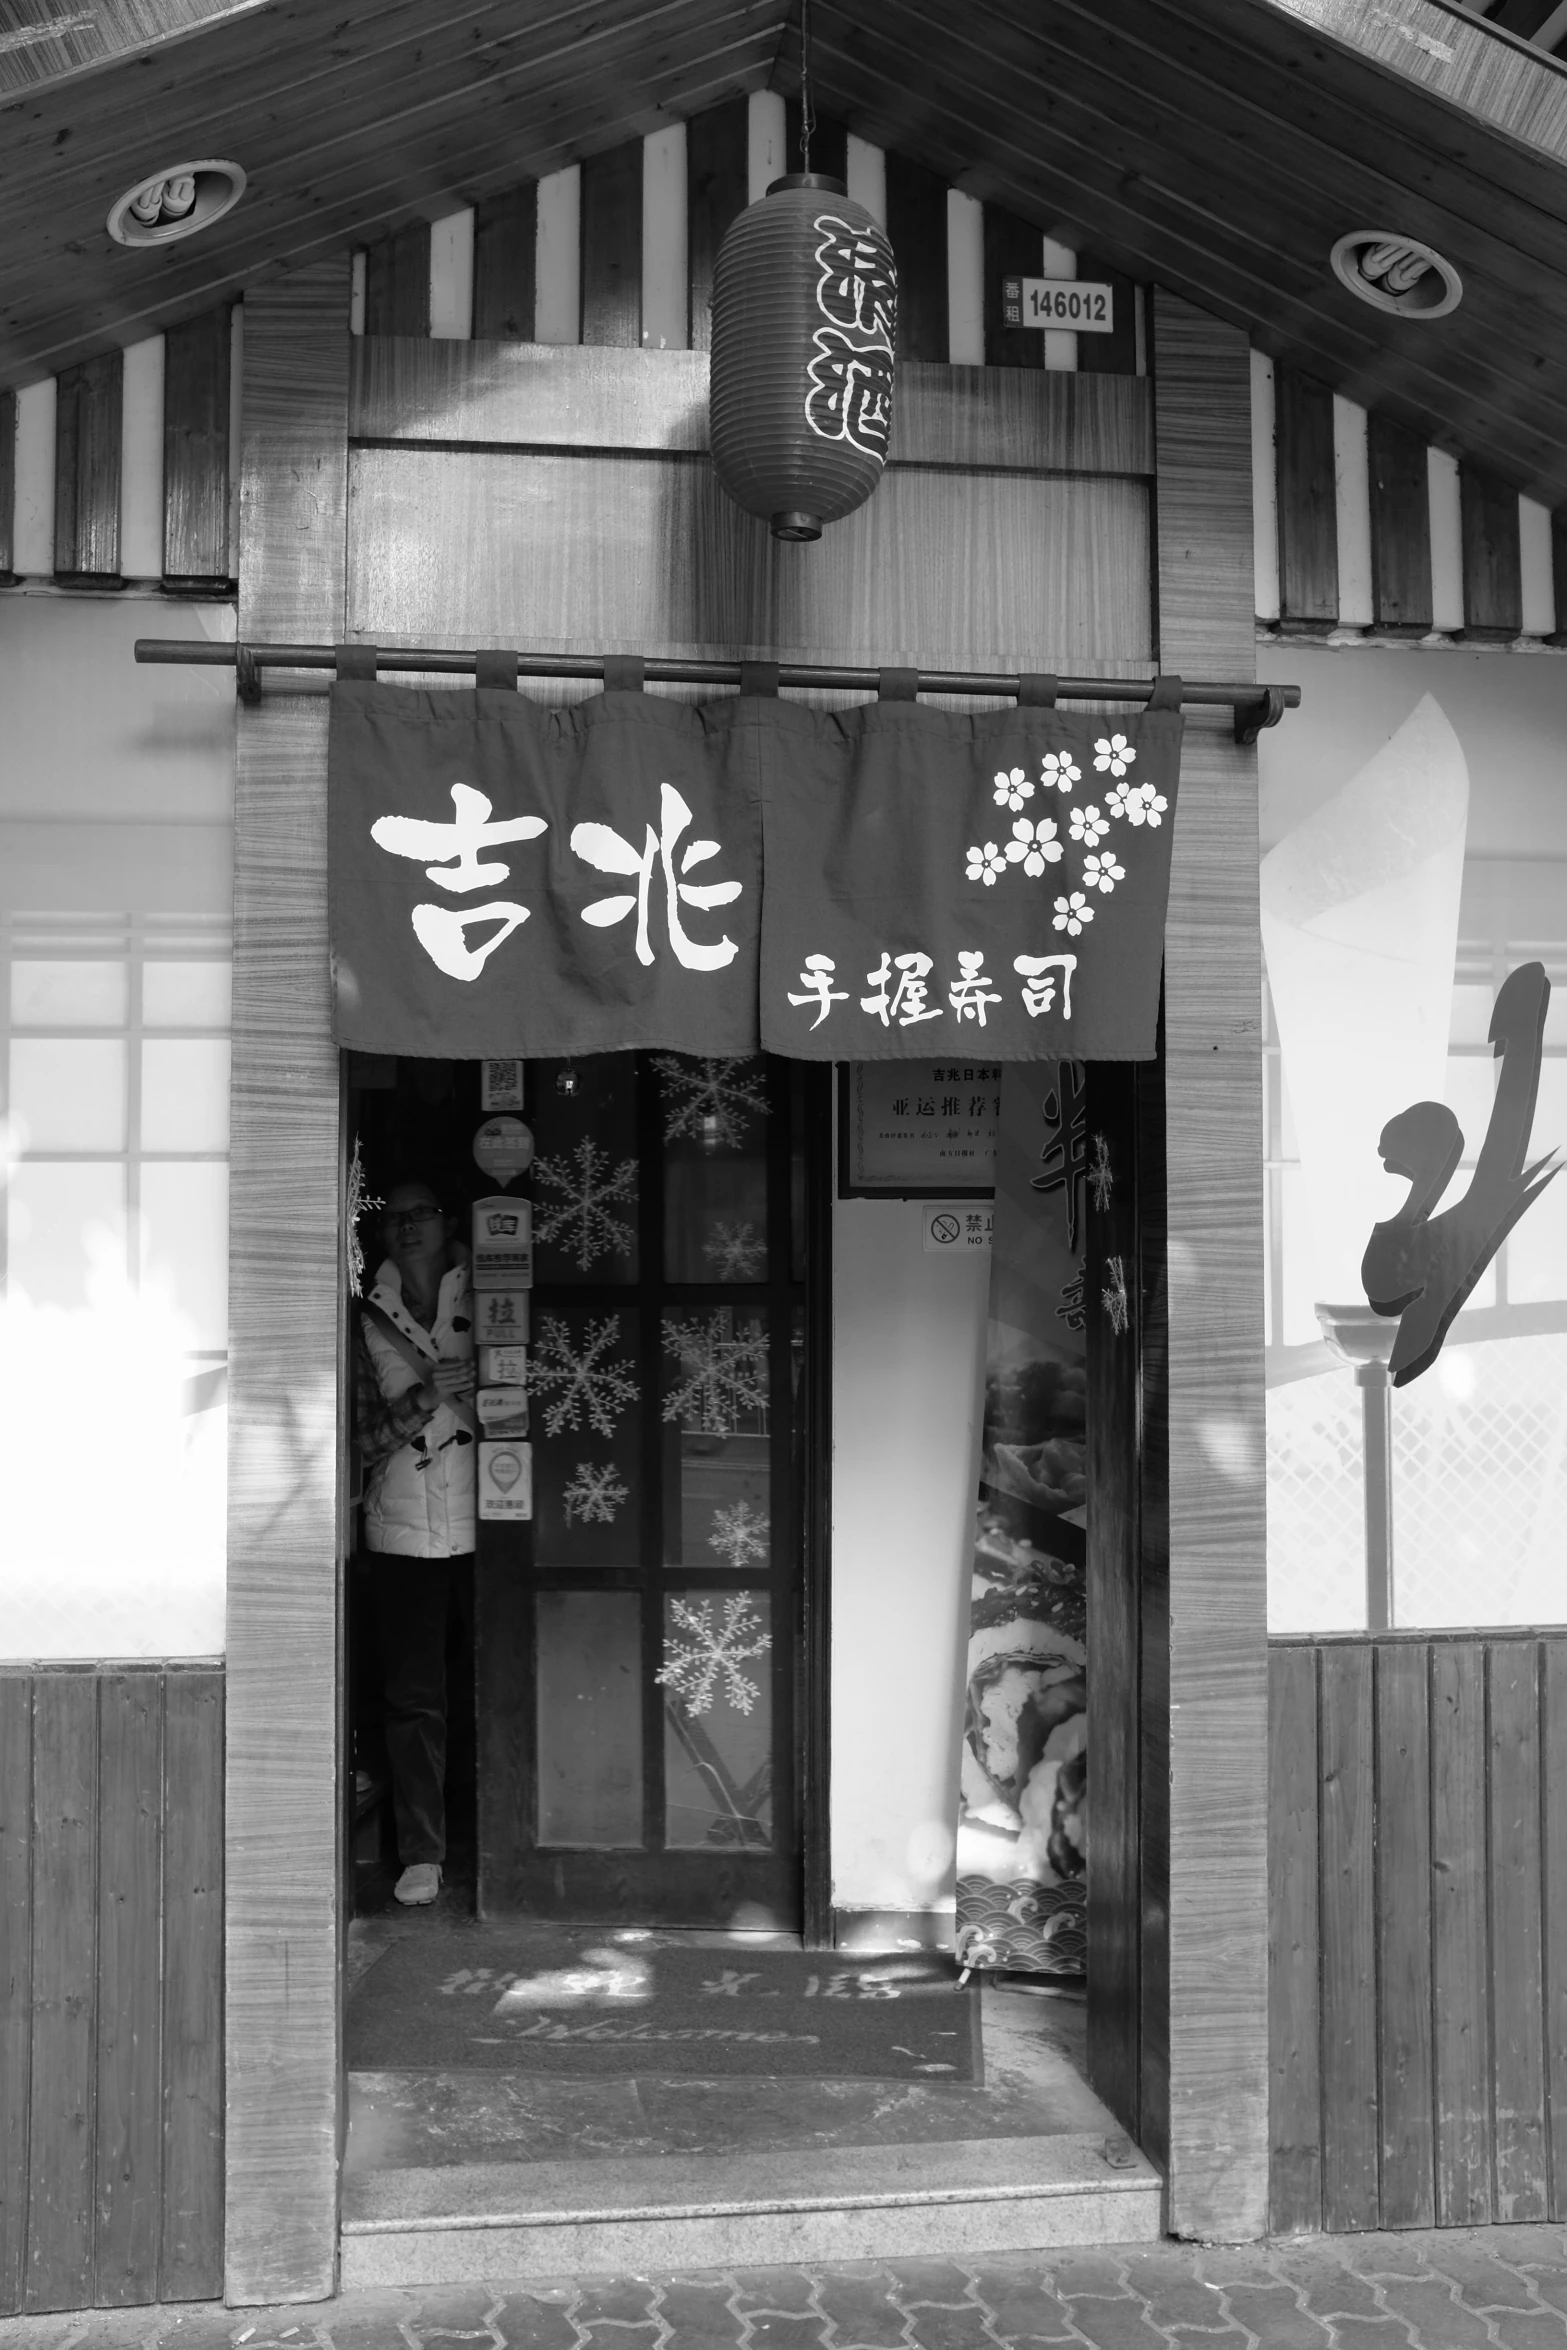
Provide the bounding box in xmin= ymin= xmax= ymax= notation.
xmin=1001 ymin=276 xmax=1115 ymax=333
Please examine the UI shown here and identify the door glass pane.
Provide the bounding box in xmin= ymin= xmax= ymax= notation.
xmin=11 ymin=960 xmax=127 ymax=1026
xmin=535 ymin=1590 xmax=644 ymax=1847
xmin=529 ymin=1056 xmax=639 ymax=1284
xmin=661 ymin=1589 xmax=773 ymax=1849
xmin=657 ymin=1054 xmax=770 ymax=1283
xmin=9 ymin=1038 xmax=126 ymax=1150
xmin=661 ymin=1305 xmax=771 ymax=1569
xmin=531 ymin=1305 xmax=641 ymax=1563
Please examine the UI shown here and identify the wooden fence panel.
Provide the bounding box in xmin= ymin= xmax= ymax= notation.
xmin=25 ymin=1674 xmax=99 ymax=2313
xmin=93 ymin=1677 xmax=164 ymax=2304
xmin=1544 ymin=1640 xmax=1567 ymax=2222
xmin=0 ymin=1676 xmax=32 ymax=2315
xmin=159 ymin=1672 xmax=224 ymax=2301
xmin=1373 ymin=1643 xmax=1435 ymax=2229
xmin=1487 ymin=1642 xmax=1547 ymax=2221
xmin=1267 ymin=1645 xmax=1321 ymax=2235
xmin=1318 ymin=1644 xmax=1378 ymax=2230
xmin=1430 ymin=1642 xmax=1493 ymax=2226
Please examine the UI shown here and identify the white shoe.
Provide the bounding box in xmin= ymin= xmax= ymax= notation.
xmin=394 ymin=1862 xmax=441 ymax=1906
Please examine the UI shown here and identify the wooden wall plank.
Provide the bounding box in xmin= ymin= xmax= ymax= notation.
xmin=0 ymin=389 xmax=15 ymax=581
xmin=52 ymin=350 xmax=122 ymax=582
xmin=0 ymin=1677 xmax=32 ymax=2318
xmin=1274 ymin=367 xmax=1337 ymax=629
xmin=162 ymin=306 xmax=232 ymax=586
xmin=1374 ymin=1642 xmax=1435 ymax=2229
xmin=347 ymin=339 xmax=1155 ymax=475
xmin=364 ymin=222 xmax=431 ymax=338
xmin=885 ymin=149 xmax=949 ymax=364
xmin=580 ymin=138 xmax=642 ymax=349
xmin=472 ymin=183 xmax=537 ymax=342
xmin=160 ymin=1672 xmax=224 ymax=2303
xmin=686 ymin=94 xmax=748 ymax=354
xmin=93 ymin=1675 xmax=163 ymax=2306
xmin=1152 ymin=291 xmax=1268 ymax=2244
xmin=1543 ymin=1640 xmax=1567 ymax=2222
xmin=25 ymin=1673 xmax=98 ymax=2314
xmin=1318 ymin=1644 xmax=1379 ymax=2231
xmin=1430 ymin=1641 xmax=1493 ymax=2226
xmin=226 ymin=259 xmax=351 ymax=2307
xmin=1487 ymin=1642 xmax=1547 ymax=2222
xmin=1268 ymin=1645 xmax=1322 ymax=2235
xmin=1367 ymin=411 xmax=1433 ymax=632
xmin=1461 ymin=464 xmax=1523 ymax=636
xmin=983 ymin=203 xmax=1044 ymax=371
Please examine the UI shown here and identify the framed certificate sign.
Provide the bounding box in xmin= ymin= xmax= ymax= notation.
xmin=838 ymin=1061 xmax=1000 ymax=1198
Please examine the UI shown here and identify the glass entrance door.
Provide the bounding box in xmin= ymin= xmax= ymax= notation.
xmin=477 ymin=1052 xmax=818 ymax=1927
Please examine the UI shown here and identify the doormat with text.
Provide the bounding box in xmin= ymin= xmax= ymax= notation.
xmin=347 ymin=1932 xmax=980 ymax=2081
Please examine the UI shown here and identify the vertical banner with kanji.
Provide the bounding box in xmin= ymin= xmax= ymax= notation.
xmin=954 ymin=1061 xmax=1088 ymax=1977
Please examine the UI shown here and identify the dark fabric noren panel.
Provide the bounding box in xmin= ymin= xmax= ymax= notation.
xmin=686 ymin=95 xmax=749 ymax=352
xmin=364 ymin=222 xmax=431 ymax=338
xmin=163 ymin=306 xmax=232 ymax=584
xmin=473 ymin=183 xmax=537 ymax=342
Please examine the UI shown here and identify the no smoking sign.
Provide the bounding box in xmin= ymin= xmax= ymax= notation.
xmin=923 ymin=1203 xmax=993 ymax=1254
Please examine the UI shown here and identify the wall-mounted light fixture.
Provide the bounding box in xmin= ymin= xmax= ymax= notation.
xmin=107 ymin=160 xmax=246 ymax=247
xmin=1330 ymin=230 xmax=1462 ymax=320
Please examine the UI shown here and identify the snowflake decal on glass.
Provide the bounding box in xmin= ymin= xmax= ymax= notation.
xmin=662 ymin=1312 xmax=770 ymax=1434
xmin=1040 ymin=752 xmax=1080 ymax=794
xmin=1003 ymin=817 xmax=1062 ymax=876
xmin=708 ymin=1499 xmax=770 ymax=1568
xmin=992 ymin=766 xmax=1033 ymax=812
xmin=654 ymin=1056 xmax=770 ymax=1149
xmin=1069 ymin=804 xmax=1109 ymax=846
xmin=1093 ymin=733 xmax=1136 ymax=778
xmin=1053 ymin=892 xmax=1095 ymax=938
xmin=561 ymin=1460 xmax=630 ymax=1526
xmin=534 ymin=1139 xmax=638 ymax=1271
xmin=703 ymin=1221 xmax=767 ymax=1280
xmin=657 ymin=1594 xmax=772 ymax=1717
xmin=530 ymin=1314 xmax=639 ymax=1438
xmin=965 ymin=840 xmax=1007 ymax=886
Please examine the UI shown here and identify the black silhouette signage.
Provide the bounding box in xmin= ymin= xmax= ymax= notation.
xmin=1361 ymin=961 xmax=1562 ymax=1386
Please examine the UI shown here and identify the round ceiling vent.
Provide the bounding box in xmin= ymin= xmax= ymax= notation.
xmin=1330 ymin=231 xmax=1462 ymax=320
xmin=107 ymin=160 xmax=246 ymax=247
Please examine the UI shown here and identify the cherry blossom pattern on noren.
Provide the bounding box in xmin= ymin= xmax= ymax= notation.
xmin=1106 ymin=778 xmax=1168 ymax=827
xmin=657 ymin=1593 xmax=772 ymax=1716
xmin=561 ymin=1461 xmax=629 ymax=1525
xmin=1004 ymin=818 xmax=1062 ymax=875
xmin=530 ymin=1314 xmax=639 ymax=1438
xmin=662 ymin=1312 xmax=770 ymax=1434
xmin=571 ymin=782 xmax=744 ymax=970
xmin=993 ymin=766 xmax=1034 ymax=813
xmin=654 ymin=1055 xmax=770 ymax=1147
xmin=1054 ymin=892 xmax=1094 ymax=938
xmin=709 ymin=1498 xmax=770 ymax=1568
xmin=371 ymin=781 xmax=548 ymax=981
xmin=534 ymin=1138 xmax=638 ymax=1271
xmin=1094 ymin=732 xmax=1136 ymax=778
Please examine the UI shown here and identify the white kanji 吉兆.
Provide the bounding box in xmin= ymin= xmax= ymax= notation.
xmin=371 ymin=781 xmax=548 ymax=981
xmin=571 ymin=783 xmax=743 ymax=970
xmin=1015 ymin=953 xmax=1077 ymax=1019
xmin=862 ymin=950 xmax=942 ymax=1027
xmin=949 ymin=950 xmax=1002 ymax=1025
xmin=561 ymin=1460 xmax=630 ymax=1526
xmin=703 ymin=1221 xmax=767 ymax=1280
xmin=530 ymin=1314 xmax=640 ymax=1438
xmin=534 ymin=1138 xmax=638 ymax=1271
xmin=654 ymin=1055 xmax=770 ymax=1147
xmin=708 ymin=1498 xmax=770 ymax=1568
xmin=656 ymin=1594 xmax=773 ymax=1716
xmin=662 ymin=1311 xmax=770 ymax=1434
xmin=787 ymin=953 xmax=849 ymax=1029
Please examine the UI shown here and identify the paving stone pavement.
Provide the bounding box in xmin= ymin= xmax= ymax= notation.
xmin=11 ymin=2231 xmax=1567 ymax=2350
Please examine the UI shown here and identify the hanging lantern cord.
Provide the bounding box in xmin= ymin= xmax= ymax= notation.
xmin=798 ymin=0 xmax=815 ymax=173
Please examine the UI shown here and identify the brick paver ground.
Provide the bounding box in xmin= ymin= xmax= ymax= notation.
xmin=11 ymin=2231 xmax=1567 ymax=2350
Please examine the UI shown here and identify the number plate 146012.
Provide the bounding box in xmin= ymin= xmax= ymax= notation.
xmin=1001 ymin=276 xmax=1114 ymax=332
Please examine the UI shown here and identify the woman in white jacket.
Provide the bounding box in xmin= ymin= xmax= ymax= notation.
xmin=356 ymin=1178 xmax=477 ymax=1905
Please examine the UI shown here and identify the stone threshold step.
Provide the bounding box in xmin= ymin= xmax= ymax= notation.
xmin=340 ymin=2131 xmax=1164 ymax=2285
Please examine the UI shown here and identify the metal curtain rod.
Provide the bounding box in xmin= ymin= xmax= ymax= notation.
xmin=133 ymin=639 xmax=1299 ymax=746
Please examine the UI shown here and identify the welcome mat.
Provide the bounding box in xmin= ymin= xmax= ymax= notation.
xmin=347 ymin=1932 xmax=980 ymax=2082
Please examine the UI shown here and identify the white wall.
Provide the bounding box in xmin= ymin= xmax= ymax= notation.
xmin=830 ymin=1194 xmax=990 ymax=1918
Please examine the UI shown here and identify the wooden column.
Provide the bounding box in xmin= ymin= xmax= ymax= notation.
xmin=53 ymin=350 xmax=122 ymax=585
xmin=225 ymin=259 xmax=350 ymax=2305
xmin=1151 ymin=289 xmax=1269 ymax=2242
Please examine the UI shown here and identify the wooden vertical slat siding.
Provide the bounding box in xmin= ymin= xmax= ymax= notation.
xmin=163 ymin=307 xmax=233 ymax=586
xmin=1152 ymin=292 xmax=1268 ymax=2244
xmin=93 ymin=1676 xmax=163 ymax=2306
xmin=885 ymin=150 xmax=950 ymax=363
xmin=1367 ymin=411 xmax=1433 ymax=632
xmin=25 ymin=1674 xmax=98 ymax=2314
xmin=1487 ymin=1643 xmax=1548 ymax=2222
xmin=984 ymin=204 xmax=1045 ymax=371
xmin=1318 ymin=1644 xmax=1379 ymax=2231
xmin=159 ymin=1672 xmax=223 ymax=2303
xmin=363 ymin=222 xmax=431 ymax=337
xmin=1374 ymin=1643 xmax=1436 ymax=2229
xmin=0 ymin=388 xmax=15 ymax=580
xmin=0 ymin=1677 xmax=32 ymax=2318
xmin=226 ymin=259 xmax=351 ymax=2307
xmin=1544 ymin=1641 xmax=1567 ymax=2222
xmin=472 ymin=184 xmax=538 ymax=342
xmin=1431 ymin=1641 xmax=1493 ymax=2226
xmin=1075 ymin=253 xmax=1139 ymax=378
xmin=1461 ymin=464 xmax=1524 ymax=635
xmin=580 ymin=139 xmax=642 ymax=349
xmin=1135 ymin=1042 xmax=1171 ymax=2177
xmin=52 ymin=350 xmax=122 ymax=582
xmin=1268 ymin=1645 xmax=1322 ymax=2236
xmin=784 ymin=101 xmax=847 ymax=188
xmin=686 ymin=94 xmax=748 ymax=352
xmin=1274 ymin=368 xmax=1338 ymax=628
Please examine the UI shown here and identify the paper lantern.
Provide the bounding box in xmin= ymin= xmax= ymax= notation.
xmin=709 ymin=173 xmax=898 ymax=543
